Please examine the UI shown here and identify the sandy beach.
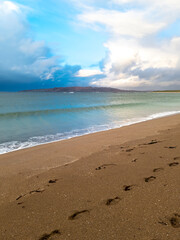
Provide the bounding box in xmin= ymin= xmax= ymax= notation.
xmin=0 ymin=114 xmax=180 ymax=240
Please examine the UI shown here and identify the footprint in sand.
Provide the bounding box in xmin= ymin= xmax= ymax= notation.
xmin=153 ymin=168 xmax=164 ymax=173
xmin=158 ymin=214 xmax=180 ymax=228
xmin=16 ymin=189 xmax=45 ymax=201
xmin=169 ymin=213 xmax=180 ymax=228
xmin=140 ymin=140 xmax=159 ymax=146
xmin=146 ymin=140 xmax=159 ymax=145
xmin=39 ymin=229 xmax=61 ymax=240
xmin=126 ymin=148 xmax=134 ymax=152
xmin=144 ymin=176 xmax=156 ymax=182
xmin=29 ymin=189 xmax=45 ymax=194
xmin=48 ymin=179 xmax=58 ymax=184
xmin=132 ymin=158 xmax=137 ymax=162
xmin=123 ymin=185 xmax=135 ymax=191
xmin=16 ymin=195 xmax=23 ymax=201
xmin=95 ymin=163 xmax=116 ymax=170
xmin=68 ymin=210 xmax=90 ymax=220
xmin=168 ymin=162 xmax=179 ymax=167
xmin=174 ymin=157 xmax=180 ymax=160
xmin=165 ymin=146 xmax=176 ymax=149
xmin=106 ymin=197 xmax=121 ymax=206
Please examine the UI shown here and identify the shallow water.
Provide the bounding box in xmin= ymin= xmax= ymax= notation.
xmin=0 ymin=91 xmax=180 ymax=154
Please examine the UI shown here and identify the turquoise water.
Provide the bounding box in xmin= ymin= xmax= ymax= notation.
xmin=0 ymin=92 xmax=180 ymax=154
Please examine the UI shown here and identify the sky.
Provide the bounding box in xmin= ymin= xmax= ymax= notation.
xmin=0 ymin=0 xmax=180 ymax=91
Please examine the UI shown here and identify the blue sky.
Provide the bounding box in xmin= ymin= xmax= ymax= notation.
xmin=0 ymin=0 xmax=180 ymax=91
xmin=22 ymin=0 xmax=107 ymax=66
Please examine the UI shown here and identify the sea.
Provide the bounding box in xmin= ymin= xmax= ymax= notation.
xmin=0 ymin=91 xmax=180 ymax=154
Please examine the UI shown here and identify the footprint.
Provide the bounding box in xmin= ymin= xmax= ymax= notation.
xmin=126 ymin=148 xmax=134 ymax=152
xmin=95 ymin=163 xmax=116 ymax=170
xmin=168 ymin=162 xmax=179 ymax=167
xmin=106 ymin=197 xmax=121 ymax=206
xmin=132 ymin=158 xmax=137 ymax=162
xmin=158 ymin=214 xmax=180 ymax=228
xmin=16 ymin=195 xmax=23 ymax=201
xmin=174 ymin=157 xmax=180 ymax=160
xmin=39 ymin=229 xmax=61 ymax=240
xmin=123 ymin=185 xmax=134 ymax=191
xmin=48 ymin=179 xmax=58 ymax=184
xmin=68 ymin=210 xmax=89 ymax=220
xmin=16 ymin=189 xmax=45 ymax=201
xmin=29 ymin=189 xmax=45 ymax=194
xmin=165 ymin=146 xmax=176 ymax=149
xmin=140 ymin=140 xmax=159 ymax=146
xmin=147 ymin=140 xmax=159 ymax=145
xmin=169 ymin=213 xmax=180 ymax=228
xmin=144 ymin=176 xmax=156 ymax=182
xmin=153 ymin=168 xmax=164 ymax=173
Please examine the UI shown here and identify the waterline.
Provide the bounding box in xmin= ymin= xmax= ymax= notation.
xmin=0 ymin=110 xmax=179 ymax=155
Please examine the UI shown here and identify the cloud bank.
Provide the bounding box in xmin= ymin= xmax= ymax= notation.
xmin=1 ymin=0 xmax=180 ymax=91
xmin=0 ymin=1 xmax=83 ymax=91
xmin=76 ymin=0 xmax=180 ymax=90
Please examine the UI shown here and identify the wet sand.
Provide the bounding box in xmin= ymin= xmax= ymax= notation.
xmin=0 ymin=114 xmax=180 ymax=240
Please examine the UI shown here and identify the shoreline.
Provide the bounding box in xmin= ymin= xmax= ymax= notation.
xmin=0 ymin=113 xmax=179 ymax=177
xmin=1 ymin=110 xmax=180 ymax=155
xmin=0 ymin=113 xmax=180 ymax=239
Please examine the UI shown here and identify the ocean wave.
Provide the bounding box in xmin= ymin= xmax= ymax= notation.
xmin=0 ymin=110 xmax=179 ymax=155
xmin=0 ymin=102 xmax=144 ymax=118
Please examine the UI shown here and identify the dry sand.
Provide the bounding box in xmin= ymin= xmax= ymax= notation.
xmin=0 ymin=114 xmax=180 ymax=240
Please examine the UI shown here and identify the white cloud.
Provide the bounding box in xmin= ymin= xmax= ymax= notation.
xmin=91 ymin=74 xmax=149 ymax=88
xmin=1 ymin=0 xmax=180 ymax=90
xmin=0 ymin=1 xmax=60 ymax=83
xmin=112 ymin=0 xmax=180 ymax=9
xmin=78 ymin=9 xmax=165 ymax=38
xmin=93 ymin=36 xmax=180 ymax=89
xmin=1 ymin=1 xmax=19 ymax=11
xmin=74 ymin=0 xmax=180 ymax=89
xmin=76 ymin=68 xmax=103 ymax=77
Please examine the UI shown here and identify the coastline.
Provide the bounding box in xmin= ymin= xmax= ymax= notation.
xmin=0 ymin=113 xmax=180 ymax=239
xmin=1 ymin=110 xmax=180 ymax=155
xmin=0 ymin=113 xmax=179 ymax=177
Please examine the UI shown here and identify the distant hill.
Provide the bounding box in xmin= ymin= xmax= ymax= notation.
xmin=21 ymin=86 xmax=138 ymax=93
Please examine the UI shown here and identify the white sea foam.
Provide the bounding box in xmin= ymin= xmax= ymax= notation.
xmin=0 ymin=110 xmax=179 ymax=155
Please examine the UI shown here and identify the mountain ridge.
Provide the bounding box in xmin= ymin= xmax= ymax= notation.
xmin=21 ymin=86 xmax=139 ymax=93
